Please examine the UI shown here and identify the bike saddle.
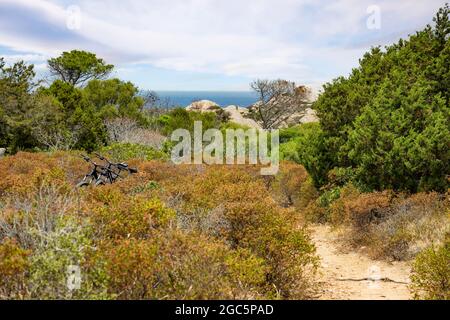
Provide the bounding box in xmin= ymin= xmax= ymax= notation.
xmin=118 ymin=163 xmax=129 ymax=169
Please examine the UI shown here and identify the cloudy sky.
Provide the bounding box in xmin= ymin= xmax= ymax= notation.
xmin=0 ymin=0 xmax=446 ymax=91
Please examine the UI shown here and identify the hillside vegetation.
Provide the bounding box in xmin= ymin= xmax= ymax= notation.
xmin=0 ymin=153 xmax=319 ymax=299
xmin=0 ymin=5 xmax=449 ymax=300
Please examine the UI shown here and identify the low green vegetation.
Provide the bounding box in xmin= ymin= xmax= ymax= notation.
xmin=156 ymin=107 xmax=226 ymax=136
xmin=280 ymin=123 xmax=330 ymax=188
xmin=100 ymin=143 xmax=168 ymax=162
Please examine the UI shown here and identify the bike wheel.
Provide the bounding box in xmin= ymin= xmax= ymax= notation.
xmin=77 ymin=181 xmax=91 ymax=188
xmin=128 ymin=167 xmax=138 ymax=174
xmin=95 ymin=179 xmax=106 ymax=186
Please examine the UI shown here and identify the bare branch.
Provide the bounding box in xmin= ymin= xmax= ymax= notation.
xmin=249 ymin=79 xmax=312 ymax=129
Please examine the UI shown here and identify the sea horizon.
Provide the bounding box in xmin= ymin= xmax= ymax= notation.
xmin=154 ymin=91 xmax=259 ymax=108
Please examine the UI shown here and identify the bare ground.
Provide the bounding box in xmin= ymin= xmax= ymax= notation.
xmin=310 ymin=224 xmax=412 ymax=300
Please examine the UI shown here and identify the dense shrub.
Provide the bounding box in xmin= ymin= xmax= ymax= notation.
xmin=280 ymin=139 xmax=300 ymax=163
xmin=271 ymin=161 xmax=317 ymax=208
xmin=279 ymin=125 xmax=304 ymax=143
xmin=312 ymin=5 xmax=450 ymax=192
xmin=370 ymin=193 xmax=449 ymax=260
xmin=410 ymin=237 xmax=450 ymax=300
xmin=342 ymin=191 xmax=393 ymax=227
xmin=28 ymin=216 xmax=110 ymax=300
xmin=157 ymin=108 xmax=226 ymax=136
xmin=323 ymin=187 xmax=449 ymax=261
xmin=0 ymin=152 xmax=319 ymax=299
xmin=302 ymin=183 xmax=350 ymax=224
xmin=0 ymin=151 xmax=87 ymax=196
xmin=99 ymin=142 xmax=168 ymax=161
xmin=101 ymin=238 xmax=159 ymax=299
xmin=297 ymin=129 xmax=329 ymax=189
xmin=339 ymin=191 xmax=394 ymax=247
xmin=327 ymin=184 xmax=360 ymax=224
xmin=279 ymin=123 xmax=330 ymax=188
xmin=89 ymin=187 xmax=175 ymax=240
xmin=103 ymin=232 xmax=266 ymax=299
xmin=1 ymin=187 xmax=74 ymax=245
xmin=0 ymin=239 xmax=30 ymax=299
xmin=165 ymin=165 xmax=319 ymax=298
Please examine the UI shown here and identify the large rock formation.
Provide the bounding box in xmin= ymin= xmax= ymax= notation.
xmin=222 ymin=105 xmax=262 ymax=129
xmin=185 ymin=98 xmax=318 ymax=130
xmin=186 ymin=100 xmax=221 ymax=112
xmin=266 ymin=106 xmax=318 ymax=128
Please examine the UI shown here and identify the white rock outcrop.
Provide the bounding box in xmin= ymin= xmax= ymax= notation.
xmin=223 ymin=105 xmax=262 ymax=129
xmin=186 ymin=100 xmax=220 ymax=112
xmin=248 ymin=103 xmax=319 ymax=128
xmin=185 ymin=100 xmax=318 ymax=129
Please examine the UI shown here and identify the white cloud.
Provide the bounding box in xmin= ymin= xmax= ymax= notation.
xmin=0 ymin=0 xmax=446 ymax=89
xmin=2 ymin=53 xmax=48 ymax=63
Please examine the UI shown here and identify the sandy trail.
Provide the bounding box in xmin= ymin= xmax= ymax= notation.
xmin=311 ymin=224 xmax=411 ymax=300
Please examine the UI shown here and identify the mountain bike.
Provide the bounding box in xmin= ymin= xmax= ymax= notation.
xmin=94 ymin=153 xmax=138 ymax=177
xmin=77 ymin=154 xmax=138 ymax=187
xmin=76 ymin=155 xmax=109 ymax=187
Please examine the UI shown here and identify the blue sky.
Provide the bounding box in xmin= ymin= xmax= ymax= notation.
xmin=0 ymin=0 xmax=446 ymax=92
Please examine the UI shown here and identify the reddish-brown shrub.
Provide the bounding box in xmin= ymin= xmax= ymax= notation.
xmin=334 ymin=191 xmax=394 ymax=248
xmin=327 ymin=187 xmax=449 ymax=261
xmin=369 ymin=192 xmax=449 ymax=260
xmin=163 ymin=165 xmax=319 ymax=298
xmin=102 ymin=231 xmax=267 ymax=299
xmin=0 ymin=152 xmax=319 ymax=299
xmin=89 ymin=187 xmax=175 ymax=240
xmin=271 ymin=161 xmax=313 ymax=208
xmin=0 ymin=239 xmax=30 ymax=299
xmin=0 ymin=152 xmax=86 ymax=196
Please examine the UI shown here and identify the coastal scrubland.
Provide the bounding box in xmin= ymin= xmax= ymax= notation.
xmin=0 ymin=5 xmax=449 ymax=300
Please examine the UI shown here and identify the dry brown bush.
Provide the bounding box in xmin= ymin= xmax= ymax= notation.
xmin=105 ymin=117 xmax=167 ymax=149
xmin=271 ymin=161 xmax=317 ymax=208
xmin=0 ymin=239 xmax=30 ymax=299
xmin=410 ymin=234 xmax=450 ymax=300
xmin=369 ymin=192 xmax=449 ymax=260
xmin=101 ymin=231 xmax=267 ymax=300
xmin=0 ymin=152 xmax=319 ymax=299
xmin=329 ymin=187 xmax=449 ymax=261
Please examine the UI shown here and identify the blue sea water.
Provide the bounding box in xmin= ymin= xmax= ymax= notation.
xmin=155 ymin=91 xmax=259 ymax=108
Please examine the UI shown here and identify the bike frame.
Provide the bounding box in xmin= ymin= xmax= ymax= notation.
xmin=77 ymin=154 xmax=137 ymax=187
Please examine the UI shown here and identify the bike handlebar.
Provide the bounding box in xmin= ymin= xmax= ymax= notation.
xmin=94 ymin=153 xmax=129 ymax=169
xmin=81 ymin=154 xmax=101 ymax=167
xmin=94 ymin=153 xmax=107 ymax=161
xmin=82 ymin=153 xmax=137 ymax=174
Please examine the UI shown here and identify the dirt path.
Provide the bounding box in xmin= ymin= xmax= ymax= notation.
xmin=311 ymin=224 xmax=412 ymax=300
